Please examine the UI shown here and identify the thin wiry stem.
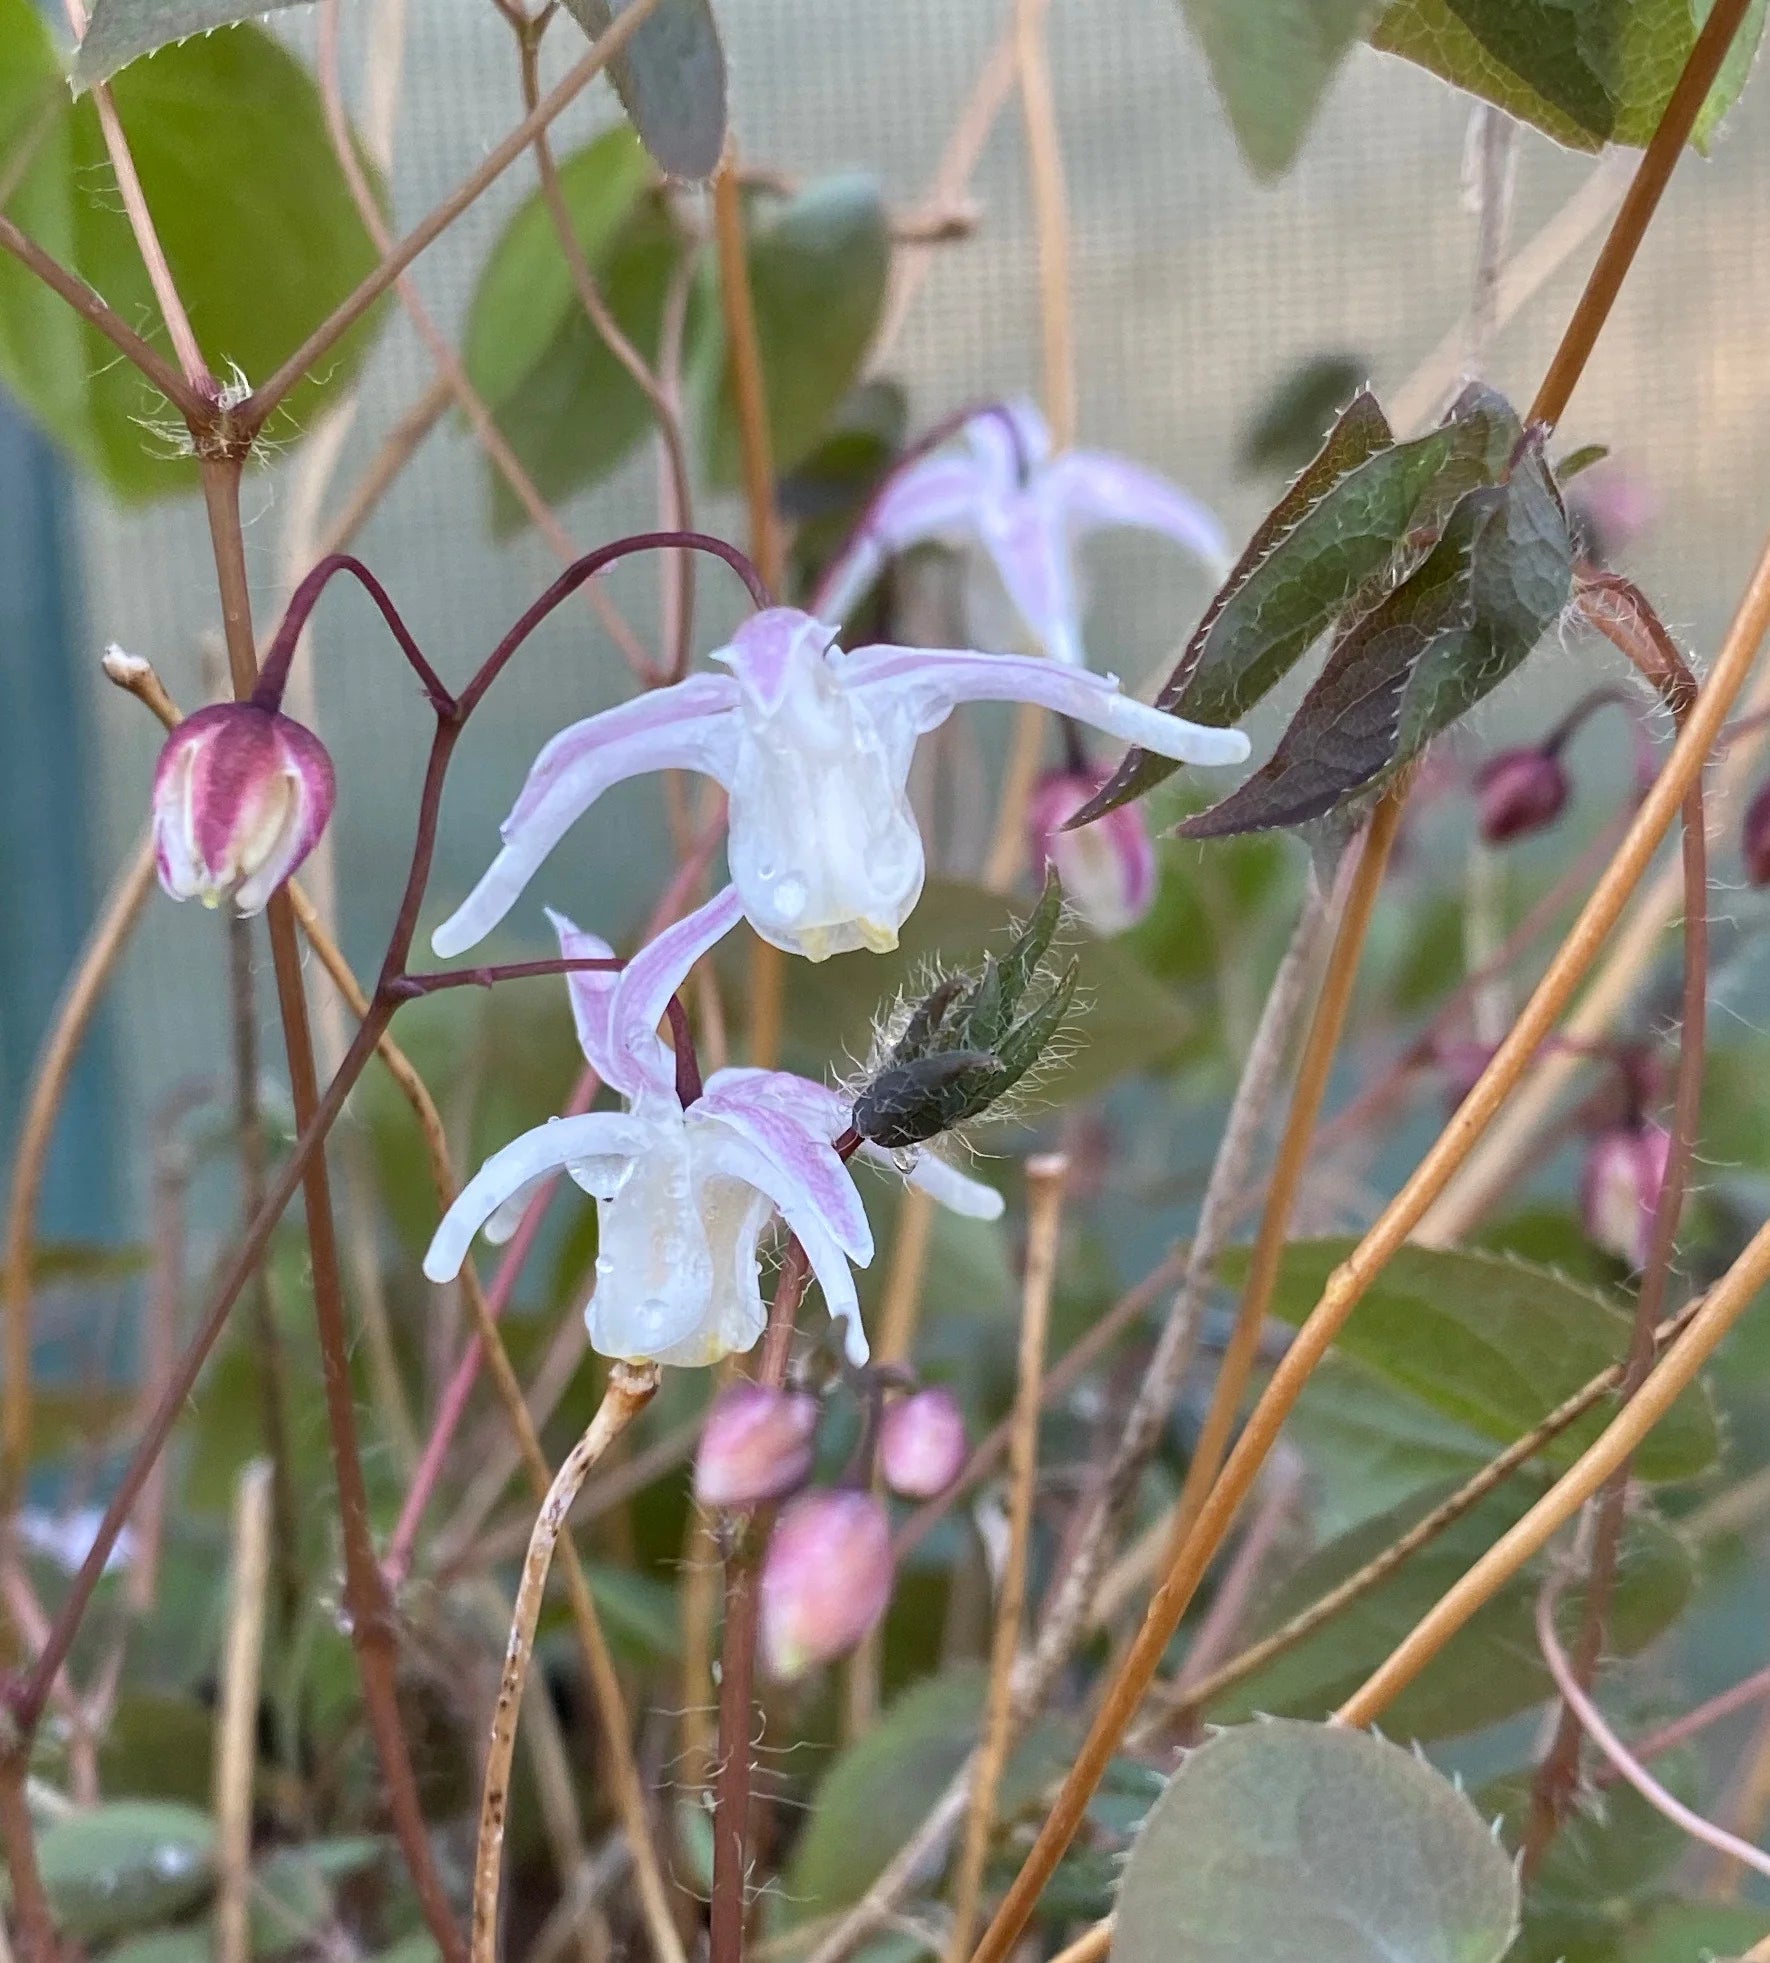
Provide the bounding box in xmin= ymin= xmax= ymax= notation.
xmin=1146 ymin=1293 xmax=1702 ymax=1731
xmin=241 ymin=0 xmax=670 ymax=429
xmin=1528 ymin=0 xmax=1758 ymax=429
xmin=513 ymin=20 xmax=698 ymax=679
xmin=966 ymin=789 xmax=1404 ymax=1963
xmin=200 ymin=446 xmax=469 ymax=1963
xmin=313 ymin=0 xmax=655 ymax=680
xmin=711 ymin=147 xmax=788 ymax=1076
xmin=0 ymin=213 xmax=207 ymax=420
xmin=710 ymin=1243 xmax=815 ymax=1963
xmin=946 ymin=1156 xmax=1065 ymax=1963
xmin=470 ymin=1367 xmax=660 ymax=1963
xmin=981 ymin=0 xmax=1064 ymax=894
xmin=213 ymin=1462 xmax=273 ymax=1963
xmin=1534 ymin=1569 xmax=1770 ymax=1882
xmin=1521 ymin=581 xmax=1708 ymax=1875
xmin=1336 ymin=1207 xmax=1770 ymax=1726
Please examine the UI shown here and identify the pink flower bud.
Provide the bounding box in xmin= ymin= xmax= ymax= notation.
xmin=1743 ymin=779 xmax=1770 ymax=888
xmin=759 ymin=1490 xmax=892 ymax=1680
xmin=1432 ymin=1039 xmax=1494 ymax=1112
xmin=1474 ymin=746 xmax=1568 ymax=845
xmin=878 ymin=1387 xmax=967 ymax=1498
xmin=1027 ymin=768 xmax=1156 ymax=937
xmin=693 ymin=1384 xmax=819 ymax=1509
xmin=1580 ymin=1123 xmax=1672 ymax=1270
xmin=151 ymin=702 xmax=335 ymax=916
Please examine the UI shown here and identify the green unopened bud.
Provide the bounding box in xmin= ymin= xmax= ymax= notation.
xmin=852 ymin=873 xmax=1078 ymax=1149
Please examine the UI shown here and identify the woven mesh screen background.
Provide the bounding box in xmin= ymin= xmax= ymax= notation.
xmin=66 ymin=0 xmax=1770 ymax=1220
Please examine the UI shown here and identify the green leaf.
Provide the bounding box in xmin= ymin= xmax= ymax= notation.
xmin=755 ymin=879 xmax=1192 ymax=1109
xmin=1181 ymin=431 xmax=1573 ymax=837
xmin=1289 ymin=1352 xmax=1499 ymax=1536
xmin=474 ymin=191 xmax=688 ymax=534
xmin=463 ymin=128 xmax=654 ymax=409
xmin=1369 ymin=0 xmax=1769 ymax=155
xmin=1219 ymin=1238 xmax=1718 ymax=1481
xmin=1622 ymin=1899 xmax=1770 ymax=1961
xmin=1112 ymin=1720 xmax=1519 ymax=1963
xmin=559 ymin=0 xmax=727 ymax=180
xmin=104 ymin=1933 xmax=212 ymax=1963
xmin=1078 ymin=385 xmax=1520 ymax=824
xmin=0 ymin=9 xmax=384 ymax=500
xmin=781 ymin=1666 xmax=1069 ymax=1926
xmin=1483 ymin=1763 xmax=1697 ymax=1959
xmin=71 ymin=1 xmax=316 ymax=88
xmin=250 ymin=1839 xmax=383 ymax=1958
xmin=98 ymin=1693 xmax=217 ymax=1807
xmin=1210 ymin=1484 xmax=1693 ymax=1737
xmin=28 ymin=1801 xmax=215 ymax=1942
xmin=1178 ymin=1 xmax=1386 ymax=177
xmin=700 ymin=176 xmax=890 ymax=490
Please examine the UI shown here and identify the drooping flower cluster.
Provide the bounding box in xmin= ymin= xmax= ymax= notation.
xmin=692 ymin=1378 xmax=971 ymax=1679
xmin=423 ymin=885 xmax=1002 ymax=1367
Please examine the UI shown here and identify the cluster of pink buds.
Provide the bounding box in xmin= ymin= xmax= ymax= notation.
xmin=693 ymin=1380 xmax=968 ymax=1680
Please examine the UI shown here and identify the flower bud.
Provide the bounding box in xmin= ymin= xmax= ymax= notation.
xmin=1580 ymin=1123 xmax=1672 ymax=1270
xmin=759 ymin=1490 xmax=893 ymax=1680
xmin=1474 ymin=746 xmax=1568 ymax=845
xmin=693 ymin=1383 xmax=819 ymax=1509
xmin=1743 ymin=779 xmax=1770 ymax=888
xmin=1027 ymin=769 xmax=1155 ymax=937
xmin=152 ymin=702 xmax=335 ymax=915
xmin=1432 ymin=1039 xmax=1494 ymax=1111
xmin=878 ymin=1387 xmax=967 ymax=1498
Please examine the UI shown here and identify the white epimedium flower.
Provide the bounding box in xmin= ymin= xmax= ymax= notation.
xmin=814 ymin=398 xmax=1231 ymax=668
xmin=431 ymin=608 xmax=1249 ymax=964
xmin=423 ymin=886 xmax=1003 ymax=1368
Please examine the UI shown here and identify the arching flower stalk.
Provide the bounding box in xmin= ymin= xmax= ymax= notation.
xmin=424 ymin=886 xmax=1002 ymax=1368
xmin=813 ymin=398 xmax=1230 ymax=667
xmin=432 ymin=606 xmax=1248 ymax=964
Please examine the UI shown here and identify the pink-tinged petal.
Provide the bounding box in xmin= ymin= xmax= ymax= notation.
xmin=980 ymin=498 xmax=1084 ymax=665
xmin=818 ymin=451 xmax=999 ymax=625
xmin=964 ymin=397 xmax=1053 ymax=487
xmin=1028 ymin=768 xmax=1157 ymax=935
xmin=606 ymin=886 xmax=745 ymax=1095
xmin=694 ymin=1128 xmax=869 ymax=1365
xmin=1041 ymin=451 xmax=1231 ymax=574
xmin=760 ymin=1491 xmax=893 ymax=1678
xmin=150 ymin=702 xmax=336 ymax=915
xmin=842 ymin=645 xmax=1251 ymax=766
xmin=544 ymin=908 xmax=621 ymax=1084
xmin=423 ymin=1113 xmax=648 ymax=1282
xmin=696 ymin=1096 xmax=872 ymax=1264
xmin=431 ymin=693 xmax=739 ymax=958
xmin=711 ymin=608 xmax=839 ymax=713
xmin=700 ymin=1067 xmax=851 ymax=1139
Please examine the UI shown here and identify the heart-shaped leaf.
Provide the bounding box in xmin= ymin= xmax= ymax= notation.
xmin=1112 ymin=1720 xmax=1519 ymax=1963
